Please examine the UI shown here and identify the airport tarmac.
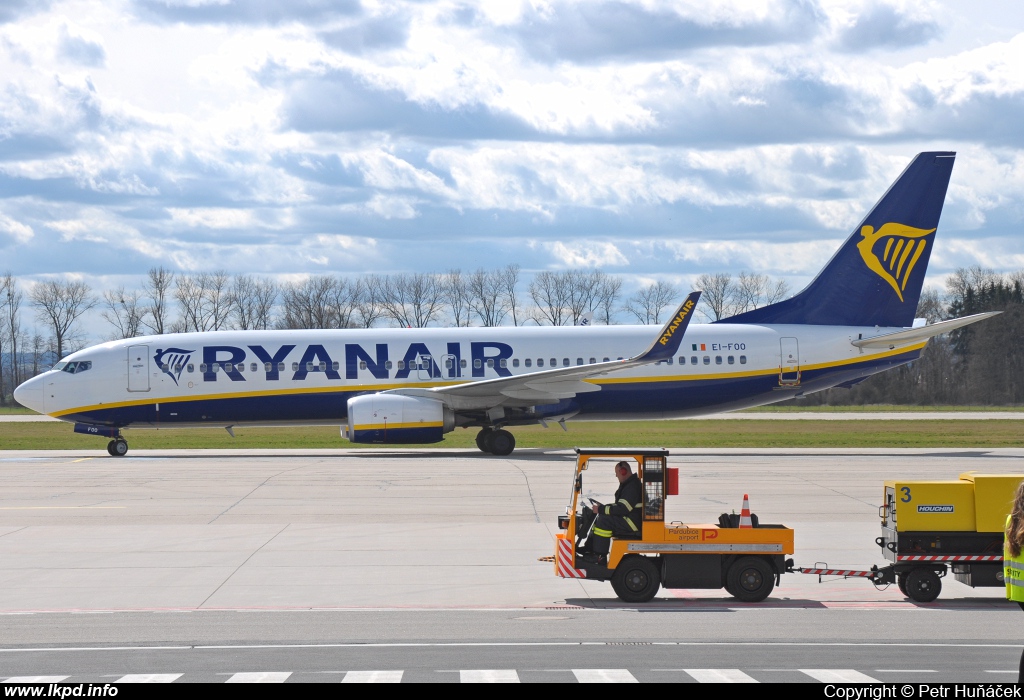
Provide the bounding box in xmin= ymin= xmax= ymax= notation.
xmin=0 ymin=447 xmax=1022 ymax=682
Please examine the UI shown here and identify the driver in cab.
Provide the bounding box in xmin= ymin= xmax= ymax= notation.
xmin=587 ymin=461 xmax=643 ymax=565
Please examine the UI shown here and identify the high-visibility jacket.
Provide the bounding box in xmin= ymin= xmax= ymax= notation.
xmin=1005 ymin=515 xmax=1024 ymax=602
xmin=600 ymin=474 xmax=644 ymax=533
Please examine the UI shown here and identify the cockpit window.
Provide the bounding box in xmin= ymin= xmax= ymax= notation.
xmin=62 ymin=361 xmax=92 ymax=375
xmin=53 ymin=361 xmax=68 ymax=371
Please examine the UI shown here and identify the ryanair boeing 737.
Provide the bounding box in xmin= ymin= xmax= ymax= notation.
xmin=13 ymin=152 xmax=998 ymax=456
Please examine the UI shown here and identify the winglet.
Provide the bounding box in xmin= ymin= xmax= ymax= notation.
xmin=636 ymin=291 xmax=701 ymax=362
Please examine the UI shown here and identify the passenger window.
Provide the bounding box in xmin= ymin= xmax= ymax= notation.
xmin=603 ymin=357 xmax=610 ymax=362
xmin=500 ymin=359 xmax=507 ymax=368
xmin=200 ymin=364 xmax=207 ymax=373
xmin=264 ymin=362 xmax=272 ymax=372
xmin=589 ymin=358 xmax=596 ymax=364
xmin=213 ymin=364 xmax=221 ymax=373
xmin=305 ymin=362 xmax=313 ymax=371
xmin=486 ymin=359 xmax=494 ymax=368
xmin=386 ymin=361 xmax=393 ymax=369
xmin=715 ymin=356 xmax=722 ymax=365
xmin=319 ymin=362 xmax=326 ymax=371
xmin=187 ymin=364 xmax=194 ymax=373
xmin=445 ymin=359 xmax=453 ymax=369
xmin=576 ymin=358 xmax=583 ymax=365
xmin=740 ymin=355 xmax=747 ymax=364
xmin=251 ymin=363 xmax=258 ymax=372
xmin=728 ymin=356 xmax=735 ymax=364
xmin=525 ymin=359 xmax=532 ymax=367
xmin=278 ymin=362 xmax=285 ymax=372
xmin=359 ymin=361 xmax=367 ymax=370
xmin=690 ymin=356 xmax=697 ymax=365
xmin=562 ymin=358 xmax=569 ymax=367
xmin=537 ymin=359 xmax=544 ymax=367
xmin=474 ymin=359 xmax=482 ymax=369
xmin=703 ymin=356 xmax=710 ymax=365
xmin=292 ymin=362 xmax=298 ymax=371
xmin=460 ymin=359 xmax=467 ymax=368
xmin=666 ymin=358 xmax=673 ymax=365
xmin=332 ymin=362 xmax=339 ymax=371
xmin=512 ymin=359 xmax=519 ymax=368
xmin=397 ymin=361 xmax=405 ymax=370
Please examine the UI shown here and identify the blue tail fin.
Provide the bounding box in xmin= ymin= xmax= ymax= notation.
xmin=720 ymin=151 xmax=955 ymax=327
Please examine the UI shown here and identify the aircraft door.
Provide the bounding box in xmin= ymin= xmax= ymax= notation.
xmin=779 ymin=337 xmax=800 ymax=385
xmin=128 ymin=345 xmax=150 ymax=392
xmin=417 ymin=355 xmax=433 ymax=381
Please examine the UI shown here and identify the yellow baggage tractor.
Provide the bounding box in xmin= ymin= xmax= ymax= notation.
xmin=553 ymin=448 xmax=795 ymax=603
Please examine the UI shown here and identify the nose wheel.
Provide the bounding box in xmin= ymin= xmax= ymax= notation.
xmin=107 ymin=439 xmax=128 ymax=457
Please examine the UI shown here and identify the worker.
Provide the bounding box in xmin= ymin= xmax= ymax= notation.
xmin=587 ymin=460 xmax=644 ymax=565
xmin=1004 ymin=479 xmax=1024 ymax=683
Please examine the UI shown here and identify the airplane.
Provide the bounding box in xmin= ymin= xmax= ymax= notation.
xmin=13 ymin=151 xmax=999 ymax=457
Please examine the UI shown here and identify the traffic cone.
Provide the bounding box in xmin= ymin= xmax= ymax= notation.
xmin=739 ymin=494 xmax=753 ymax=529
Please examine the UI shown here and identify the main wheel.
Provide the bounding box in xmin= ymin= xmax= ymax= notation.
xmin=726 ymin=556 xmax=775 ymax=603
xmin=904 ymin=567 xmax=941 ymax=603
xmin=475 ymin=429 xmax=493 ymax=453
xmin=897 ymin=574 xmax=909 ymax=597
xmin=488 ymin=429 xmax=515 ymax=456
xmin=110 ymin=439 xmax=128 ymax=457
xmin=106 ymin=440 xmax=117 ymax=456
xmin=610 ymin=555 xmax=660 ymax=603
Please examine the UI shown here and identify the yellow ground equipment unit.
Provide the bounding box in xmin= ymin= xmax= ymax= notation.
xmin=791 ymin=472 xmax=1022 ymax=603
xmin=875 ymin=472 xmax=1023 ymax=602
xmin=553 ymin=448 xmax=795 ymax=603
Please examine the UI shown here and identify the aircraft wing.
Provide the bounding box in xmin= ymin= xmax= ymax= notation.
xmin=388 ymin=291 xmax=701 ymax=410
xmin=851 ymin=312 xmax=1001 ymax=349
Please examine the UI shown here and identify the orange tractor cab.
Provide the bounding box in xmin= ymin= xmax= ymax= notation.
xmin=553 ymin=447 xmax=796 ymax=603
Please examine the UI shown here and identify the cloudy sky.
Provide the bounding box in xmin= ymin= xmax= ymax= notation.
xmin=2 ymin=0 xmax=1023 ymax=331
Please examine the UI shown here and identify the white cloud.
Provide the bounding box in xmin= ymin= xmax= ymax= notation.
xmin=0 ymin=211 xmax=33 ymax=243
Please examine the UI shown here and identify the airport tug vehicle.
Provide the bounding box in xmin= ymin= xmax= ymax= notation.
xmin=792 ymin=472 xmax=1023 ymax=603
xmin=553 ymin=448 xmax=795 ymax=603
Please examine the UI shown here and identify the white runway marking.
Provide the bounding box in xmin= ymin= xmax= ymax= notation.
xmin=684 ymin=668 xmax=758 ymax=682
xmin=342 ymin=670 xmax=404 ymax=683
xmin=572 ymin=669 xmax=638 ymax=683
xmin=460 ymin=669 xmax=520 ymax=683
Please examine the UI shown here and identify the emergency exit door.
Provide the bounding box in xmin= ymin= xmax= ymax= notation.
xmin=128 ymin=345 xmax=150 ymax=392
xmin=779 ymin=337 xmax=800 ymax=385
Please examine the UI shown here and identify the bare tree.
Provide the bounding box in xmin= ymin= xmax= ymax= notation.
xmin=141 ymin=266 xmax=174 ymax=335
xmin=30 ymin=279 xmax=96 ymax=360
xmin=694 ymin=272 xmax=735 ymax=321
xmin=373 ymin=273 xmax=444 ymax=328
xmin=529 ymin=271 xmax=570 ymax=326
xmin=352 ymin=277 xmax=383 ymax=328
xmin=945 ymin=265 xmax=997 ymax=308
xmin=733 ymin=272 xmax=790 ymax=313
xmin=915 ymin=287 xmax=946 ymax=325
xmin=624 ymin=280 xmax=680 ymax=324
xmin=1 ymin=273 xmax=22 ymax=391
xmin=499 ymin=264 xmax=522 ymax=326
xmin=280 ymin=275 xmax=336 ymax=329
xmin=590 ymin=271 xmax=623 ymax=325
xmin=442 ymin=269 xmax=472 ymax=327
xmin=101 ymin=286 xmax=145 ymax=339
xmin=175 ymin=271 xmax=232 ymax=332
xmin=230 ymin=275 xmax=278 ymax=330
xmin=468 ymin=268 xmax=511 ymax=327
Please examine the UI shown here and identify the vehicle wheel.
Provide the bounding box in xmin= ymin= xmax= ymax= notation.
xmin=897 ymin=574 xmax=909 ymax=597
xmin=106 ymin=440 xmax=117 ymax=456
xmin=111 ymin=439 xmax=128 ymax=457
xmin=488 ymin=429 xmax=515 ymax=456
xmin=726 ymin=556 xmax=775 ymax=603
xmin=610 ymin=555 xmax=660 ymax=603
xmin=475 ymin=429 xmax=493 ymax=453
xmin=904 ymin=568 xmax=941 ymax=603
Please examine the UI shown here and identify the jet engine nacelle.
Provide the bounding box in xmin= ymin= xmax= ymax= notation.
xmin=344 ymin=393 xmax=454 ymax=444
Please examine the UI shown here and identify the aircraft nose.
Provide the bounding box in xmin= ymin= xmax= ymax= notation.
xmin=13 ymin=375 xmax=46 ymax=414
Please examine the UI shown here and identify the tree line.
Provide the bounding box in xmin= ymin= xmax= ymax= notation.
xmin=1 ymin=265 xmax=1020 ymax=406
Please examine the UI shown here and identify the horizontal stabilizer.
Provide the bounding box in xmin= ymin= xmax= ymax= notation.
xmin=851 ymin=312 xmax=1001 ymax=349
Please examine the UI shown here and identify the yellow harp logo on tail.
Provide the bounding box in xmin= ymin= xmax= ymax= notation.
xmin=856 ymin=222 xmax=935 ymax=302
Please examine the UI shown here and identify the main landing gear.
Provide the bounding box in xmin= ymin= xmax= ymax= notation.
xmin=475 ymin=428 xmax=516 ymax=456
xmin=106 ymin=438 xmax=128 ymax=457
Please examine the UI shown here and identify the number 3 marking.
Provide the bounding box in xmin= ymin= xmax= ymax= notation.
xmin=900 ymin=486 xmax=911 ymax=503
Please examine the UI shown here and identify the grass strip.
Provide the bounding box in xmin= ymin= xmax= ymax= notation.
xmin=0 ymin=420 xmax=1022 ymax=450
